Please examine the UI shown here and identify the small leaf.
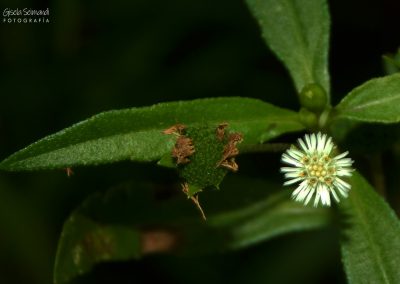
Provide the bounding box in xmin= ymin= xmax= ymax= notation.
xmin=0 ymin=97 xmax=304 ymax=171
xmin=334 ymin=74 xmax=400 ymax=123
xmin=339 ymin=172 xmax=400 ymax=283
xmin=382 ymin=48 xmax=400 ymax=75
xmin=54 ymin=178 xmax=330 ymax=284
xmin=246 ymin=0 xmax=331 ymax=98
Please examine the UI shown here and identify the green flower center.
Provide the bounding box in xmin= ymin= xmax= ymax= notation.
xmin=301 ymin=154 xmax=336 ymax=185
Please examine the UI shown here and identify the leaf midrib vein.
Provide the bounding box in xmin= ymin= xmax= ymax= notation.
xmin=344 ymin=93 xmax=400 ymax=112
xmin=281 ymin=0 xmax=313 ymax=84
xmin=3 ymin=115 xmax=302 ymax=165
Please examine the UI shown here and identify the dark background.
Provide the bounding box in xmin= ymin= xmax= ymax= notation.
xmin=0 ymin=0 xmax=399 ymax=283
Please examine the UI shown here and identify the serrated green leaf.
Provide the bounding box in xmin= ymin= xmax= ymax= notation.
xmin=334 ymin=74 xmax=400 ymax=123
xmin=54 ymin=177 xmax=330 ymax=284
xmin=340 ymin=172 xmax=400 ymax=283
xmin=0 ymin=97 xmax=304 ymax=171
xmin=246 ymin=0 xmax=330 ymax=98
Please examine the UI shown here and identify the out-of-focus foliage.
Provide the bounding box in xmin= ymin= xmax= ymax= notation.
xmin=54 ymin=178 xmax=330 ymax=284
xmin=382 ymin=48 xmax=400 ymax=74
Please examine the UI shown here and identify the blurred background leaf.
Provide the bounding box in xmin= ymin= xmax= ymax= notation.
xmin=54 ymin=176 xmax=331 ymax=284
xmin=0 ymin=179 xmax=53 ymax=284
xmin=382 ymin=48 xmax=400 ymax=75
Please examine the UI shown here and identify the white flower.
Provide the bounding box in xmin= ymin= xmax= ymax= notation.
xmin=281 ymin=132 xmax=354 ymax=207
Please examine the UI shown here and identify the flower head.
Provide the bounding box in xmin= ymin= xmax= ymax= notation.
xmin=281 ymin=132 xmax=354 ymax=207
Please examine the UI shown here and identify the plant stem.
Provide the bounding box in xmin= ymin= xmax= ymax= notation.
xmin=369 ymin=153 xmax=386 ymax=197
xmin=240 ymin=143 xmax=290 ymax=154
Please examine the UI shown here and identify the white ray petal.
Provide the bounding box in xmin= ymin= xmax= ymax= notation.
xmin=285 ymin=172 xmax=303 ymax=178
xmin=283 ymin=177 xmax=302 ymax=186
xmin=336 ymin=169 xmax=353 ymax=177
xmin=305 ymin=134 xmax=312 ymax=151
xmin=324 ymin=137 xmax=334 ymax=155
xmin=287 ymin=150 xmax=302 ymax=160
xmin=313 ymin=188 xmax=321 ymax=207
xmin=330 ymin=187 xmax=340 ymax=202
xmin=292 ymin=180 xmax=308 ymax=196
xmin=317 ymin=133 xmax=327 ymax=152
xmin=320 ymin=185 xmax=331 ymax=206
xmin=298 ymin=138 xmax=308 ymax=152
xmin=310 ymin=134 xmax=317 ymax=151
xmin=336 ymin=177 xmax=351 ymax=189
xmin=336 ymin=186 xmax=349 ymax=197
xmin=280 ymin=167 xmax=301 ymax=173
xmin=288 ymin=148 xmax=303 ymax=159
xmin=282 ymin=154 xmax=303 ymax=167
xmin=304 ymin=186 xmax=316 ymax=205
xmin=334 ymin=151 xmax=349 ymax=160
xmin=335 ymin=158 xmax=353 ymax=164
xmin=295 ymin=186 xmax=310 ymax=202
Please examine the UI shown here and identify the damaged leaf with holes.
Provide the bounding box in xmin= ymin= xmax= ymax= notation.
xmin=0 ymin=97 xmax=304 ymax=171
xmin=167 ymin=123 xmax=242 ymax=196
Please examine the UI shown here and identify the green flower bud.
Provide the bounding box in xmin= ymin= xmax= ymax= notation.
xmin=299 ymin=83 xmax=328 ymax=113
